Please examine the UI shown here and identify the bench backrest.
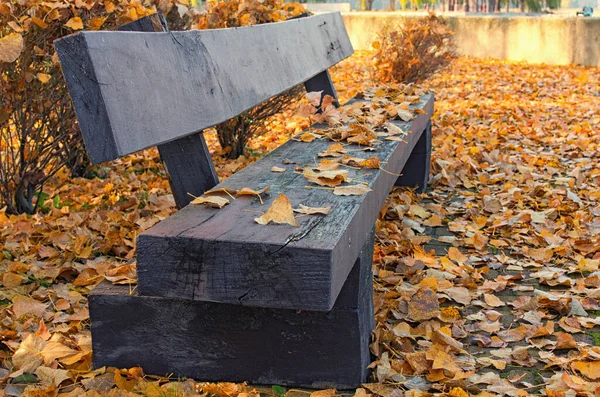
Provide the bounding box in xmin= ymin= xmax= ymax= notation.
xmin=54 ymin=12 xmax=353 ymax=164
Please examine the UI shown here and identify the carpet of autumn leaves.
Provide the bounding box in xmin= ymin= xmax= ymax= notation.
xmin=0 ymin=52 xmax=600 ymax=397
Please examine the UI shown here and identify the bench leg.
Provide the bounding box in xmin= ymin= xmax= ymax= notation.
xmin=89 ymin=235 xmax=375 ymax=388
xmin=395 ymin=121 xmax=432 ymax=193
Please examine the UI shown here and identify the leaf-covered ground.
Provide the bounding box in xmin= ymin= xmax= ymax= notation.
xmin=1 ymin=54 xmax=599 ymax=396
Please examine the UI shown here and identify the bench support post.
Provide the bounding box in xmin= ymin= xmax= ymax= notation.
xmin=395 ymin=121 xmax=432 ymax=193
xmin=119 ymin=14 xmax=219 ymax=209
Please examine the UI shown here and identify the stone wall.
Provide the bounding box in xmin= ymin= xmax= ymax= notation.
xmin=341 ymin=13 xmax=600 ymax=67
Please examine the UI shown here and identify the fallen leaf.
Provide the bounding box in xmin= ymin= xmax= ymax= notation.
xmin=271 ymin=166 xmax=286 ymax=173
xmin=303 ymin=168 xmax=348 ymax=187
xmin=64 ymin=17 xmax=83 ymax=30
xmin=293 ymin=204 xmax=331 ymax=215
xmin=190 ymin=196 xmax=230 ymax=208
xmin=0 ymin=33 xmax=24 ymax=62
xmin=333 ymin=184 xmax=372 ymax=196
xmin=254 ymin=193 xmax=298 ymax=226
xmin=408 ymin=288 xmax=440 ymax=321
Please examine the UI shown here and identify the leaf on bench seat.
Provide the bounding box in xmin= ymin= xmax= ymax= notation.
xmin=190 ymin=196 xmax=230 ymax=208
xmin=254 ymin=193 xmax=298 ymax=227
xmin=303 ymin=168 xmax=348 ymax=187
xmin=293 ymin=204 xmax=331 ymax=215
xmin=333 ymin=184 xmax=372 ymax=196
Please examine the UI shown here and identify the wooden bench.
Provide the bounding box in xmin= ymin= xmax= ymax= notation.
xmin=55 ymin=12 xmax=434 ymax=388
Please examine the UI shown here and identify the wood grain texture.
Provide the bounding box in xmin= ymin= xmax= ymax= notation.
xmin=89 ymin=234 xmax=374 ymax=388
xmin=137 ymin=95 xmax=434 ymax=311
xmin=116 ymin=13 xmax=219 ymax=209
xmin=395 ymin=121 xmax=432 ymax=193
xmin=54 ymin=13 xmax=354 ymax=163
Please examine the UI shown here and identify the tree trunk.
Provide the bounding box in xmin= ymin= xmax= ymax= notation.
xmin=520 ymin=0 xmax=525 ymax=11
xmin=390 ymin=0 xmax=396 ymax=10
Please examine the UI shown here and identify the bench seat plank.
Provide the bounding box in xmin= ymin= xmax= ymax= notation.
xmin=54 ymin=13 xmax=353 ymax=163
xmin=137 ymin=94 xmax=434 ymax=311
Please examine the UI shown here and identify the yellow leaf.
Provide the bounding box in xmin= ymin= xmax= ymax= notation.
xmin=333 ymin=184 xmax=372 ymax=196
xmin=13 ymin=334 xmax=46 ymax=372
xmin=41 ymin=341 xmax=79 ymax=365
xmin=293 ymin=204 xmax=331 ymax=215
xmin=0 ymin=33 xmax=24 ymax=63
xmin=237 ymin=186 xmax=270 ymax=204
xmin=37 ymin=73 xmax=51 ymax=83
xmin=190 ymin=196 xmax=230 ymax=208
xmin=254 ymin=193 xmax=298 ymax=226
xmin=114 ymin=371 xmax=137 ymax=391
xmin=31 ymin=16 xmax=48 ymax=29
xmin=303 ymin=168 xmax=348 ymax=187
xmin=572 ymin=361 xmax=600 ymax=380
xmin=88 ymin=17 xmax=107 ymax=30
xmin=65 ymin=17 xmax=84 ymax=30
xmin=2 ymin=272 xmax=27 ymax=287
xmin=358 ymin=156 xmax=380 ymax=169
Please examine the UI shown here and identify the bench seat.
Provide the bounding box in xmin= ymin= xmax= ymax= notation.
xmin=137 ymin=94 xmax=434 ymax=311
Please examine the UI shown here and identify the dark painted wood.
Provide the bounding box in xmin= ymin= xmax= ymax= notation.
xmin=89 ymin=234 xmax=374 ymax=388
xmin=136 ymin=95 xmax=434 ymax=311
xmin=395 ymin=121 xmax=432 ymax=193
xmin=54 ymin=13 xmax=354 ymax=163
xmin=117 ymin=14 xmax=218 ymax=209
xmin=304 ymin=70 xmax=340 ymax=107
xmin=158 ymin=134 xmax=219 ymax=208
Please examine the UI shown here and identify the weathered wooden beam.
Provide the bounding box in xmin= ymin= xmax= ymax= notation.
xmin=395 ymin=121 xmax=432 ymax=193
xmin=117 ymin=13 xmax=218 ymax=209
xmin=54 ymin=13 xmax=354 ymax=163
xmin=89 ymin=234 xmax=374 ymax=388
xmin=136 ymin=95 xmax=434 ymax=311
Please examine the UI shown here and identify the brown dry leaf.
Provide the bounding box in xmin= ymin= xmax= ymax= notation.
xmin=271 ymin=166 xmax=286 ymax=173
xmin=358 ymin=156 xmax=381 ymax=169
xmin=408 ymin=288 xmax=440 ymax=321
xmin=396 ymin=104 xmax=415 ymax=122
xmin=12 ymin=334 xmax=46 ymax=372
xmin=310 ymin=390 xmax=337 ymax=397
xmin=35 ymin=366 xmax=70 ymax=387
xmin=37 ymin=73 xmax=51 ymax=83
xmin=0 ymin=33 xmax=24 ymax=62
xmin=317 ymin=159 xmax=340 ymax=171
xmin=41 ymin=341 xmax=79 ymax=365
xmin=318 ymin=143 xmax=347 ymax=157
xmin=305 ymin=91 xmax=323 ymax=106
xmin=190 ymin=195 xmax=230 ymax=208
xmin=12 ymin=298 xmax=48 ymax=318
xmin=88 ymin=16 xmax=107 ymax=30
xmin=104 ymin=264 xmax=136 ymax=284
xmin=293 ymin=204 xmax=331 ymax=215
xmin=297 ymin=103 xmax=317 ymax=118
xmin=483 ymin=293 xmax=505 ymax=308
xmin=64 ymin=17 xmax=83 ymax=30
xmin=297 ymin=131 xmax=318 ymax=142
xmin=237 ymin=186 xmax=270 ymax=204
xmin=254 ymin=193 xmax=298 ymax=226
xmin=303 ymin=168 xmax=348 ymax=187
xmin=554 ymin=332 xmax=577 ymax=349
xmin=572 ymin=361 xmax=600 ymax=380
xmin=2 ymin=272 xmax=27 ymax=287
xmin=333 ymin=184 xmax=372 ymax=196
xmin=114 ymin=371 xmax=137 ymax=391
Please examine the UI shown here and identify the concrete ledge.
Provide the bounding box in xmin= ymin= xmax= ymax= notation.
xmin=341 ymin=13 xmax=600 ymax=66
